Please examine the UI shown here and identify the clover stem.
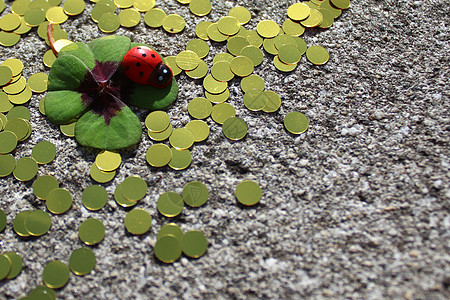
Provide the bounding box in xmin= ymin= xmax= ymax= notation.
xmin=47 ymin=23 xmax=58 ymax=57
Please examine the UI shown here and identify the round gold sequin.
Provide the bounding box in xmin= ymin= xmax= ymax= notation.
xmin=230 ymin=56 xmax=254 ymax=77
xmin=205 ymin=88 xmax=229 ymax=104
xmin=273 ymin=55 xmax=297 ymax=72
xmin=235 ymin=180 xmax=262 ymax=206
xmin=176 ymin=50 xmax=200 ymax=71
xmin=63 ymin=0 xmax=86 ymax=16
xmin=90 ymin=163 xmax=116 ymax=183
xmin=185 ymin=60 xmax=208 ymax=79
xmin=186 ymin=39 xmax=209 ymax=58
xmin=154 ymin=235 xmax=182 ymax=263
xmin=145 ymin=110 xmax=170 ymax=132
xmin=318 ymin=8 xmax=334 ymax=29
xmin=284 ymin=111 xmax=309 ymax=134
xmin=306 ymin=45 xmax=329 ymax=65
xmin=278 ymin=44 xmax=302 ymax=64
xmin=0 ymin=92 xmax=13 ymax=113
xmin=206 ymin=23 xmax=227 ymax=42
xmin=0 ymin=31 xmax=20 ymax=47
xmin=240 ymin=45 xmax=264 ymax=67
xmin=13 ymin=211 xmax=31 ymax=237
xmin=256 ymin=20 xmax=280 ymax=38
xmin=82 ymin=185 xmax=108 ymax=211
xmin=245 ymin=30 xmax=263 ymax=47
xmin=78 ymin=218 xmax=105 ymax=245
xmin=188 ymin=97 xmax=212 ymax=119
xmin=1 ymin=59 xmax=23 ymax=77
xmin=0 ymin=153 xmax=16 ymax=177
xmin=331 ymin=0 xmax=350 ymax=9
xmin=185 ymin=120 xmax=209 ymax=142
xmin=229 ymin=6 xmax=251 ymax=25
xmin=46 ymin=6 xmax=68 ymax=24
xmin=189 ymin=0 xmax=211 ymax=16
xmin=263 ymin=37 xmax=278 ymax=55
xmin=0 ymin=66 xmax=13 ymax=86
xmin=287 ymin=3 xmax=310 ymax=21
xmin=95 ymin=150 xmax=121 ymax=172
xmin=300 ymin=8 xmax=323 ymax=28
xmin=3 ymin=252 xmax=22 ymax=279
xmin=32 ymin=175 xmax=59 ymax=200
xmin=222 ymin=116 xmax=248 ymax=141
xmin=262 ymin=90 xmax=281 ymax=113
xmin=0 ymin=14 xmax=22 ymax=31
xmin=181 ymin=181 xmax=208 ymax=207
xmin=157 ymin=191 xmax=184 ymax=217
xmin=217 ymin=16 xmax=240 ymax=36
xmin=148 ymin=123 xmax=173 ymax=141
xmin=243 ymin=90 xmax=268 ymax=111
xmin=69 ymin=248 xmax=96 ymax=276
xmin=24 ymin=210 xmax=51 ymax=236
xmin=114 ymin=184 xmax=137 ymax=208
xmin=119 ymin=8 xmax=141 ymax=28
xmin=13 ymin=157 xmax=38 ymax=182
xmin=91 ymin=3 xmax=115 ymax=23
xmin=282 ymin=18 xmax=305 ymax=36
xmin=114 ymin=0 xmax=133 ymax=8
xmin=181 ymin=230 xmax=208 ymax=258
xmin=227 ymin=36 xmax=249 ymax=56
xmin=3 ymin=76 xmax=26 ymax=95
xmin=211 ymin=103 xmax=235 ymax=124
xmin=144 ymin=8 xmax=166 ymax=28
xmin=124 ymin=209 xmax=152 ymax=235
xmin=28 ymin=72 xmax=48 ymax=93
xmin=42 ymin=261 xmax=70 ymax=289
xmin=7 ymin=105 xmax=30 ymax=120
xmin=24 ymin=8 xmax=46 ymax=27
xmin=169 ymin=128 xmax=195 ymax=150
xmin=164 ymin=56 xmax=182 ymax=76
xmin=11 ymin=0 xmax=30 ymax=16
xmin=213 ymin=52 xmax=233 ymax=64
xmin=14 ymin=18 xmax=32 ymax=35
xmin=98 ymin=13 xmax=121 ymax=33
xmin=133 ymin=0 xmax=155 ymax=12
xmin=240 ymin=74 xmax=265 ymax=93
xmin=46 ymin=188 xmax=73 ymax=214
xmin=162 ymin=14 xmax=185 ymax=34
xmin=157 ymin=223 xmax=183 ymax=240
xmin=168 ymin=148 xmax=191 ymax=170
xmin=32 ymin=140 xmax=56 ymax=164
xmin=121 ymin=176 xmax=147 ymax=201
xmin=60 ymin=121 xmax=76 ymax=137
xmin=203 ymin=74 xmax=227 ymax=94
xmin=211 ymin=61 xmax=234 ymax=82
xmin=146 ymin=143 xmax=172 ymax=167
xmin=195 ymin=21 xmax=212 ymax=40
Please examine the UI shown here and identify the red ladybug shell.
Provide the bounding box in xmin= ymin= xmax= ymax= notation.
xmin=122 ymin=46 xmax=166 ymax=86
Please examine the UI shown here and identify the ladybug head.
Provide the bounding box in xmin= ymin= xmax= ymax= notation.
xmin=149 ymin=63 xmax=173 ymax=89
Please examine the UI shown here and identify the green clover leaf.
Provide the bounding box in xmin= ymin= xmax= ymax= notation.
xmin=44 ymin=36 xmax=178 ymax=150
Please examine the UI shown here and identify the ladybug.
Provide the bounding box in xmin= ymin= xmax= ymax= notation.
xmin=122 ymin=46 xmax=173 ymax=88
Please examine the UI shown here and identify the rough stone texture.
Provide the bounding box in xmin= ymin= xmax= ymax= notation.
xmin=1 ymin=0 xmax=449 ymax=299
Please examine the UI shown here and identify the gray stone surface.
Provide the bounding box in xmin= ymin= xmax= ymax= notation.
xmin=1 ymin=0 xmax=449 ymax=298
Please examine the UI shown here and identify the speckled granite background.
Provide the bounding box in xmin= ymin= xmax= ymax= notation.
xmin=0 ymin=0 xmax=449 ymax=299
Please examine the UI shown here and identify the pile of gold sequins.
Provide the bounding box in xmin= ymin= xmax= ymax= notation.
xmin=40 ymin=247 xmax=96 ymax=289
xmin=155 ymin=223 xmax=208 ymax=263
xmin=90 ymin=0 xmax=191 ymax=34
xmin=0 ymin=0 xmax=84 ymax=47
xmin=89 ymin=150 xmax=122 ymax=183
xmin=114 ymin=175 xmax=147 ymax=208
xmin=13 ymin=209 xmax=52 ymax=237
xmin=157 ymin=181 xmax=209 ymax=217
xmin=0 ymin=252 xmax=22 ymax=281
xmin=145 ymin=111 xmax=199 ymax=170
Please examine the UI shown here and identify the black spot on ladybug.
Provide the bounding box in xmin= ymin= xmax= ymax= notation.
xmin=137 ymin=47 xmax=141 ymax=49
xmin=151 ymin=54 xmax=155 ymax=58
xmin=139 ymin=71 xmax=144 ymax=77
xmin=142 ymin=53 xmax=147 ymax=57
xmin=136 ymin=62 xmax=141 ymax=67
